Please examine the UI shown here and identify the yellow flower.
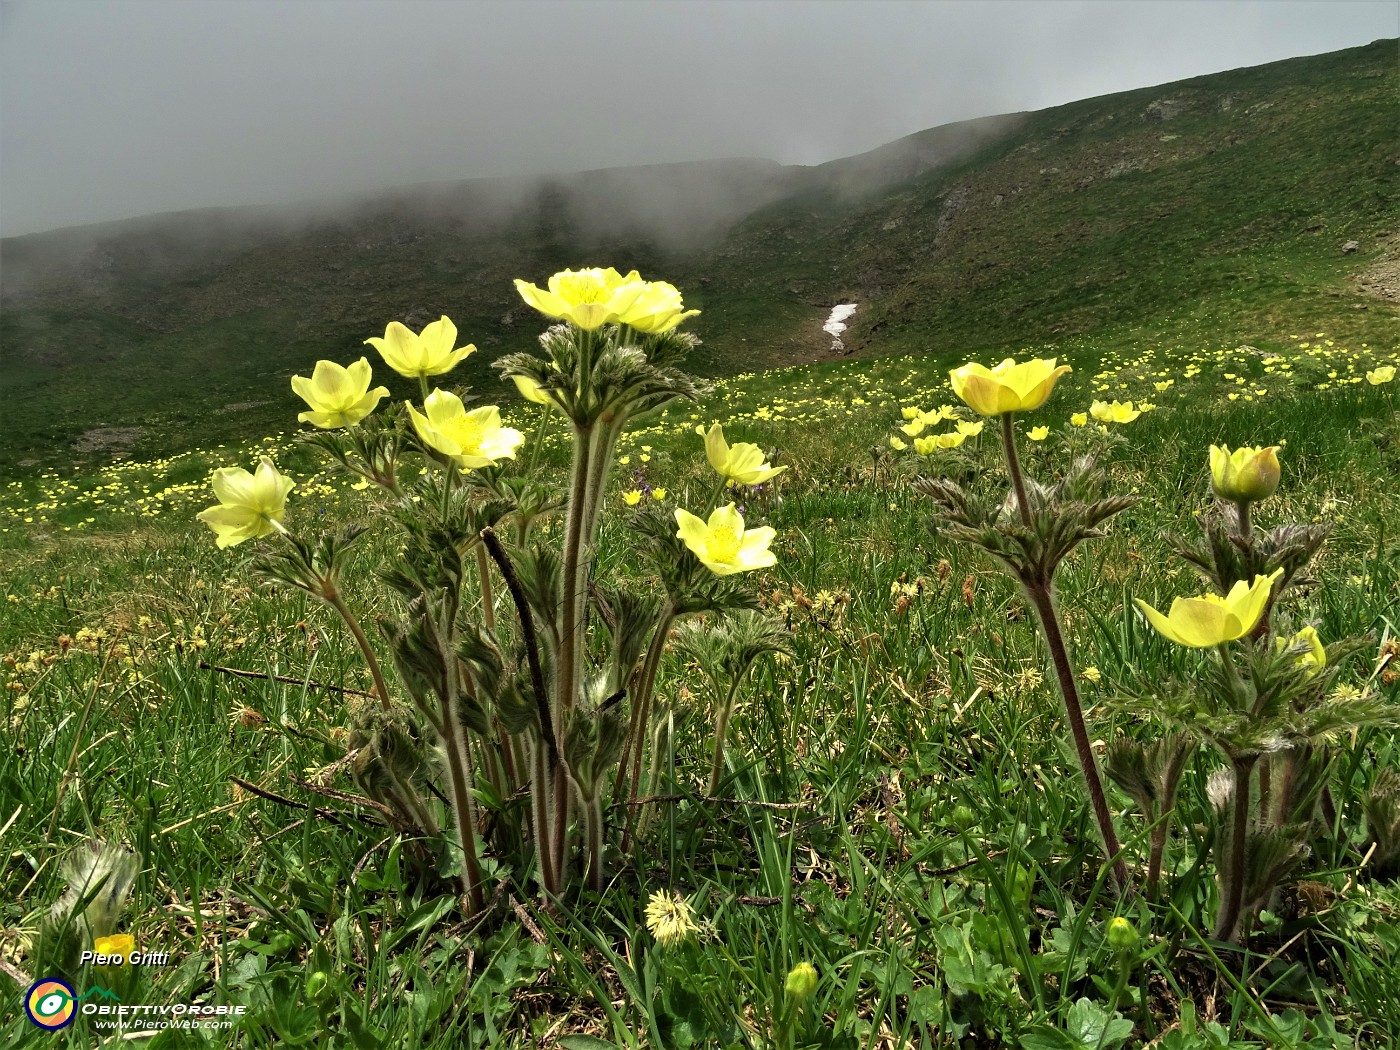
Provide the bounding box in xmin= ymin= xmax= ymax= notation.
xmin=1090 ymin=400 xmax=1141 ymax=423
xmin=365 ymin=317 xmax=475 ymax=379
xmin=1070 ymin=412 xmax=1088 ymax=427
xmin=1366 ymin=365 xmax=1395 ymax=385
xmin=406 ymin=391 xmax=525 ymax=468
xmin=1027 ymin=425 xmax=1050 ymax=441
xmin=92 ymin=933 xmax=135 ymax=961
xmin=899 ymin=417 xmax=928 ymax=437
xmin=652 ymin=488 xmax=667 ymax=501
xmin=674 ymin=504 xmax=777 ymax=576
xmin=196 ymin=458 xmax=294 ymax=549
xmin=645 ymin=890 xmax=698 ymax=947
xmin=1134 ymin=570 xmax=1282 ymax=648
xmin=955 ymin=420 xmax=984 ymax=437
xmin=888 ymin=436 xmax=908 ymax=451
xmin=1277 ymin=625 xmax=1326 ymax=674
xmin=900 ymin=406 xmax=922 ymax=420
xmin=914 ymin=432 xmax=967 ymax=454
xmin=1209 ymin=444 xmax=1280 ymax=502
xmin=514 ymin=267 xmax=697 ymax=332
xmin=705 ymin=424 xmax=787 ymax=485
xmin=949 ymin=357 xmax=1072 ymax=416
xmin=614 ymin=278 xmax=700 ymax=333
xmin=622 ymin=489 xmax=643 ymax=506
xmin=290 ymin=357 xmax=390 ymax=429
xmin=511 ymin=374 xmax=559 ymax=408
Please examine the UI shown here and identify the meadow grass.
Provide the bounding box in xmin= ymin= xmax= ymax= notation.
xmin=1 ymin=328 xmax=1398 ymax=1048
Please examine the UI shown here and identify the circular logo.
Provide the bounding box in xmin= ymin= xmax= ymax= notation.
xmin=25 ymin=978 xmax=77 ymax=1030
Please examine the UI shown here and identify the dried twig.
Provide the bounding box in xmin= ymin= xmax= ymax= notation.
xmin=200 ymin=661 xmax=379 ymax=699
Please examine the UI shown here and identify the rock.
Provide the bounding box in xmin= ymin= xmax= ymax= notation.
xmin=1342 ymin=240 xmax=1360 ymax=254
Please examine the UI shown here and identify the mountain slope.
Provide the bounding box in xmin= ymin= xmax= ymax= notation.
xmin=0 ymin=40 xmax=1394 ymax=473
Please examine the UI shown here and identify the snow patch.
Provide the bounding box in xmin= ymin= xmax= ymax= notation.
xmin=823 ymin=303 xmax=858 ymax=352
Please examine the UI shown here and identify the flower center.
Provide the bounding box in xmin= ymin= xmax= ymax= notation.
xmin=709 ymin=524 xmax=741 ymax=561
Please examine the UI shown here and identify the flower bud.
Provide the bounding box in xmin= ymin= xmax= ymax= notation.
xmin=1106 ymin=917 xmax=1139 ymax=951
xmin=784 ymin=962 xmax=818 ymax=1001
xmin=1209 ymin=444 xmax=1281 ymax=503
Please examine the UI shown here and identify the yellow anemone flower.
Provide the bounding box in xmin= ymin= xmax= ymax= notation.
xmin=1134 ymin=570 xmax=1282 ymax=648
xmin=705 ymin=424 xmax=787 ymax=485
xmin=674 ymin=504 xmax=776 ymax=576
xmin=622 ymin=489 xmax=643 ymax=506
xmin=92 ymin=934 xmax=135 ymax=961
xmin=1276 ymin=625 xmax=1326 ymax=674
xmin=290 ymin=357 xmax=390 ymax=429
xmin=1090 ymin=400 xmax=1141 ymax=424
xmin=613 ymin=278 xmax=700 ymax=333
xmin=197 ymin=458 xmax=294 ymax=549
xmin=889 ymin=435 xmax=908 ymax=451
xmin=407 ymin=391 xmax=525 ymax=468
xmin=1070 ymin=412 xmax=1088 ymax=427
xmin=1366 ymin=365 xmax=1395 ymax=385
xmin=511 ymin=374 xmax=559 ymax=409
xmin=914 ymin=432 xmax=967 ymax=454
xmin=949 ymin=357 xmax=1072 ymax=416
xmin=365 ymin=317 xmax=475 ymax=379
xmin=1028 ymin=425 xmax=1050 ymax=441
xmin=1209 ymin=444 xmax=1281 ymax=502
xmin=900 ymin=406 xmax=922 ymax=420
xmin=955 ymin=420 xmax=984 ymax=437
xmin=899 ymin=417 xmax=928 ymax=437
xmin=514 ymin=267 xmax=699 ymax=332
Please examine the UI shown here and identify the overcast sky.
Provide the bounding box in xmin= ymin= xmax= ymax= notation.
xmin=1 ymin=0 xmax=1395 ymax=237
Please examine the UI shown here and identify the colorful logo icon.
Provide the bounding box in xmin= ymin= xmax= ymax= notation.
xmin=25 ymin=978 xmax=77 ymax=1030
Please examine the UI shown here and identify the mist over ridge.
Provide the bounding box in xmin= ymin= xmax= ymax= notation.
xmin=0 ymin=37 xmax=1395 ymax=473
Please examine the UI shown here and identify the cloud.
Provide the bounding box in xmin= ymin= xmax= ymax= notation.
xmin=1 ymin=0 xmax=1395 ymax=235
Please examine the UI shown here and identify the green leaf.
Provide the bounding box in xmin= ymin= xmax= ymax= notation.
xmin=558 ymin=1037 xmax=623 ymax=1050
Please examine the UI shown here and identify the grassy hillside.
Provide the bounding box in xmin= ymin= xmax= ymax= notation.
xmin=0 ymin=41 xmax=1395 ymax=479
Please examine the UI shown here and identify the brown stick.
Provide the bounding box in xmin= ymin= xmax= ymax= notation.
xmin=200 ymin=661 xmax=380 ymax=699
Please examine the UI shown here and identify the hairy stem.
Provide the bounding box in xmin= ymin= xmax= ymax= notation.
xmin=1026 ymin=583 xmax=1131 ymax=892
xmin=1214 ymin=755 xmax=1257 ymax=943
xmin=1000 ymin=412 xmax=1033 ymax=527
xmin=326 ymin=590 xmax=393 ymax=713
xmin=618 ymin=606 xmax=678 ymax=855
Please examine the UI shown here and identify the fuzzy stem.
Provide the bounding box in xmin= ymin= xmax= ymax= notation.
xmin=1235 ymin=500 xmax=1252 ymax=539
xmin=1000 ymin=412 xmax=1033 ymax=527
xmin=417 ymin=374 xmax=431 ymax=404
xmin=618 ymin=606 xmax=678 ymax=855
xmin=529 ymin=737 xmax=558 ymax=896
xmin=439 ymin=682 xmax=486 ymax=916
xmin=582 ymin=792 xmax=605 ymax=894
xmin=1026 ymin=583 xmax=1131 ymax=892
xmin=526 ymin=404 xmax=552 ymax=475
xmin=708 ymin=679 xmax=746 ymax=796
xmin=475 ymin=544 xmax=496 ymax=635
xmin=1214 ymin=754 xmax=1257 ymax=943
xmin=326 ymin=589 xmax=393 ymax=713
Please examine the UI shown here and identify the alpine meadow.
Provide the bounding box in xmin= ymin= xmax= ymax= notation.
xmin=3 ymin=36 xmax=1400 ymax=1050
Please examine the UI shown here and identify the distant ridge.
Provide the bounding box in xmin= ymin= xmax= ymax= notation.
xmin=0 ymin=39 xmax=1394 ymax=472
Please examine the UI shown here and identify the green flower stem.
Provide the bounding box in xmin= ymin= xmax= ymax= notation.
xmin=618 ymin=606 xmax=678 ymax=856
xmin=999 ymin=412 xmax=1033 ymax=527
xmin=474 ymin=544 xmax=496 ymax=636
xmin=707 ymin=680 xmax=744 ymax=796
xmin=1026 ymin=583 xmax=1132 ymax=892
xmin=558 ymin=422 xmax=594 ymax=727
xmin=529 ymin=738 xmax=558 ymax=896
xmin=526 ymin=404 xmax=552 ymax=475
xmin=999 ymin=413 xmax=1129 ymax=891
xmin=1235 ymin=500 xmax=1252 ymax=539
xmin=439 ymin=691 xmax=486 ymax=916
xmin=325 ymin=589 xmax=393 ymax=713
xmin=1214 ymin=753 xmax=1258 ymax=943
xmin=1148 ymin=741 xmax=1190 ymax=898
xmin=582 ymin=792 xmax=605 ymax=894
xmin=417 ymin=374 xmax=431 ymax=404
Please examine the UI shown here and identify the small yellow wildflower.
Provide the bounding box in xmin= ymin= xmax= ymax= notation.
xmin=645 ymin=890 xmax=698 ymax=946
